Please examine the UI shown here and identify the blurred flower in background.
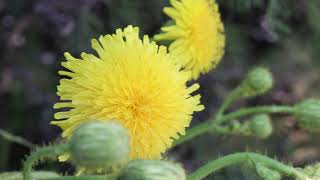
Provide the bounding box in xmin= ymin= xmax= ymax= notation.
xmin=154 ymin=0 xmax=225 ymax=80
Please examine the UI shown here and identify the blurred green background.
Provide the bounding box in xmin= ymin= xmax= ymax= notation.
xmin=1 ymin=0 xmax=320 ymax=179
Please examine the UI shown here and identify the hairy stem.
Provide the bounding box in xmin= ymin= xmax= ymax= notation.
xmin=172 ymin=105 xmax=294 ymax=148
xmin=187 ymin=152 xmax=309 ymax=180
xmin=23 ymin=143 xmax=69 ymax=180
xmin=172 ymin=121 xmax=212 ymax=148
xmin=215 ymin=88 xmax=241 ymax=120
xmin=216 ymin=105 xmax=293 ymax=125
xmin=0 ymin=128 xmax=35 ymax=148
xmin=39 ymin=174 xmax=118 ymax=180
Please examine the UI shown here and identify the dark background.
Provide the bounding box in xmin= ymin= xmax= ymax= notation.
xmin=1 ymin=0 xmax=320 ymax=179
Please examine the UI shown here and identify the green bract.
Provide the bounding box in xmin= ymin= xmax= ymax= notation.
xmin=119 ymin=160 xmax=186 ymax=180
xmin=297 ymin=163 xmax=320 ymax=180
xmin=69 ymin=121 xmax=130 ymax=169
xmin=239 ymin=67 xmax=273 ymax=97
xmin=294 ymin=99 xmax=320 ymax=132
xmin=249 ymin=114 xmax=273 ymax=139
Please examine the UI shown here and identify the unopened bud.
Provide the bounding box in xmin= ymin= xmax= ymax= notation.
xmin=293 ymin=99 xmax=320 ymax=132
xmin=119 ymin=160 xmax=186 ymax=180
xmin=239 ymin=67 xmax=273 ymax=97
xmin=297 ymin=163 xmax=320 ymax=180
xmin=69 ymin=121 xmax=130 ymax=169
xmin=249 ymin=114 xmax=273 ymax=139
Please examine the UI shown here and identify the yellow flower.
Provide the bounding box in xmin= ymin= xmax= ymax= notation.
xmin=154 ymin=0 xmax=225 ymax=80
xmin=52 ymin=25 xmax=204 ymax=160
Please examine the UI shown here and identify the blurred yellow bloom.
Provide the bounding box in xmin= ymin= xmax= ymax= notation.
xmin=52 ymin=25 xmax=204 ymax=160
xmin=154 ymin=0 xmax=225 ymax=80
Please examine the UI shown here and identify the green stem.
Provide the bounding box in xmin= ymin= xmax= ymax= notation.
xmin=216 ymin=105 xmax=294 ymax=124
xmin=172 ymin=105 xmax=294 ymax=148
xmin=0 ymin=171 xmax=60 ymax=179
xmin=215 ymin=88 xmax=241 ymax=120
xmin=187 ymin=152 xmax=310 ymax=180
xmin=40 ymin=174 xmax=118 ymax=180
xmin=0 ymin=128 xmax=35 ymax=148
xmin=172 ymin=122 xmax=233 ymax=148
xmin=23 ymin=143 xmax=69 ymax=180
xmin=173 ymin=121 xmax=211 ymax=147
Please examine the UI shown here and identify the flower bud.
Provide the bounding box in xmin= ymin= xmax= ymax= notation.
xmin=256 ymin=164 xmax=281 ymax=180
xmin=69 ymin=121 xmax=130 ymax=169
xmin=249 ymin=114 xmax=273 ymax=139
xmin=297 ymin=163 xmax=320 ymax=180
xmin=239 ymin=67 xmax=273 ymax=97
xmin=119 ymin=160 xmax=186 ymax=180
xmin=293 ymin=99 xmax=320 ymax=132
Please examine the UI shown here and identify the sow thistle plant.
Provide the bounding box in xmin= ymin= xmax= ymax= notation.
xmin=1 ymin=0 xmax=320 ymax=180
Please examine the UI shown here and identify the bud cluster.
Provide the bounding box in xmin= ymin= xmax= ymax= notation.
xmin=225 ymin=114 xmax=273 ymax=139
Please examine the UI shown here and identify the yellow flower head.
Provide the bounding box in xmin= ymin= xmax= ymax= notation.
xmin=52 ymin=25 xmax=204 ymax=160
xmin=154 ymin=0 xmax=225 ymax=80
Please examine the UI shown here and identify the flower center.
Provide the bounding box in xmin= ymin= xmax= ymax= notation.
xmin=128 ymin=94 xmax=150 ymax=119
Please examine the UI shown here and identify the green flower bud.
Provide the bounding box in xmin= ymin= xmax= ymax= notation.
xmin=249 ymin=114 xmax=273 ymax=139
xmin=297 ymin=163 xmax=320 ymax=180
xmin=69 ymin=121 xmax=130 ymax=169
xmin=239 ymin=67 xmax=273 ymax=97
xmin=119 ymin=160 xmax=186 ymax=180
xmin=293 ymin=99 xmax=320 ymax=132
xmin=256 ymin=164 xmax=281 ymax=180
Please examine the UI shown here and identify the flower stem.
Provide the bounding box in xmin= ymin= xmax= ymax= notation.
xmin=39 ymin=174 xmax=118 ymax=180
xmin=23 ymin=143 xmax=69 ymax=180
xmin=172 ymin=121 xmax=212 ymax=147
xmin=216 ymin=105 xmax=294 ymax=125
xmin=0 ymin=128 xmax=35 ymax=148
xmin=172 ymin=105 xmax=294 ymax=148
xmin=187 ymin=152 xmax=309 ymax=180
xmin=215 ymin=88 xmax=241 ymax=120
